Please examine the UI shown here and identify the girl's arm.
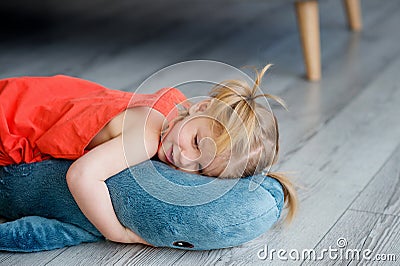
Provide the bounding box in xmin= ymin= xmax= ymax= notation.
xmin=66 ymin=107 xmax=163 ymax=243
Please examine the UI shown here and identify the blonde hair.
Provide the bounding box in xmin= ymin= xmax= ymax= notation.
xmin=165 ymin=64 xmax=298 ymax=223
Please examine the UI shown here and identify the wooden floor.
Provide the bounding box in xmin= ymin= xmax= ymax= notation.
xmin=1 ymin=0 xmax=400 ymax=265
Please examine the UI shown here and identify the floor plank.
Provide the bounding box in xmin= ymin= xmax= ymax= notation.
xmin=0 ymin=248 xmax=66 ymax=266
xmin=0 ymin=1 xmax=279 ymax=88
xmin=349 ymin=144 xmax=400 ymax=217
xmin=46 ymin=241 xmax=149 ymax=266
xmin=309 ymin=210 xmax=399 ymax=266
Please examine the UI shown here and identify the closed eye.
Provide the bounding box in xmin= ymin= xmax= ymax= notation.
xmin=194 ymin=134 xmax=199 ymax=149
xmin=194 ymin=134 xmax=203 ymax=174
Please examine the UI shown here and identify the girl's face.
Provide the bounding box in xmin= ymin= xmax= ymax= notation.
xmin=157 ymin=103 xmax=225 ymax=176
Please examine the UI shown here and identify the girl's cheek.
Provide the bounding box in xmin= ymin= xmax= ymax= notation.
xmin=177 ymin=130 xmax=188 ymax=149
xmin=161 ymin=125 xmax=176 ymax=144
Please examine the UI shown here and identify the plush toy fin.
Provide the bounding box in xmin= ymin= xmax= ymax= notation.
xmin=0 ymin=216 xmax=103 ymax=252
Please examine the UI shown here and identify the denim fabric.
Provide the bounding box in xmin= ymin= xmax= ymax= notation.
xmin=0 ymin=159 xmax=283 ymax=252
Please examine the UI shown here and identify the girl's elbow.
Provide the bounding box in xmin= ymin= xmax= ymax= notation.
xmin=66 ymin=164 xmax=87 ymax=188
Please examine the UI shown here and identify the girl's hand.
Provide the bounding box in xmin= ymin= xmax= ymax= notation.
xmin=123 ymin=227 xmax=153 ymax=246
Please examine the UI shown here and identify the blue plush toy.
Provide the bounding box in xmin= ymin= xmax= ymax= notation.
xmin=0 ymin=159 xmax=283 ymax=252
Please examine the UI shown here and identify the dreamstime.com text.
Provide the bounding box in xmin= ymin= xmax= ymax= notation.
xmin=257 ymin=237 xmax=397 ymax=262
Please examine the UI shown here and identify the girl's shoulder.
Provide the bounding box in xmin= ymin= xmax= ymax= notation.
xmin=124 ymin=106 xmax=165 ymax=135
xmin=88 ymin=106 xmax=164 ymax=150
xmin=123 ymin=106 xmax=165 ymax=158
xmin=129 ymin=88 xmax=189 ymax=123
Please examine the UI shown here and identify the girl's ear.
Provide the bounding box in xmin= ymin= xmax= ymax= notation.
xmin=188 ymin=100 xmax=210 ymax=114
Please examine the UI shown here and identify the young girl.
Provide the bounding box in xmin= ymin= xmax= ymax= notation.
xmin=0 ymin=64 xmax=297 ymax=246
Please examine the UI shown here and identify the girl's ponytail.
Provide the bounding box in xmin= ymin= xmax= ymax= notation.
xmin=267 ymin=172 xmax=298 ymax=224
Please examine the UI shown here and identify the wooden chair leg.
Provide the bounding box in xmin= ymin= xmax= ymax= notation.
xmin=343 ymin=0 xmax=363 ymax=31
xmin=295 ymin=1 xmax=321 ymax=81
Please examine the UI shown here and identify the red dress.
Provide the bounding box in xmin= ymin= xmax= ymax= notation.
xmin=0 ymin=75 xmax=187 ymax=165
